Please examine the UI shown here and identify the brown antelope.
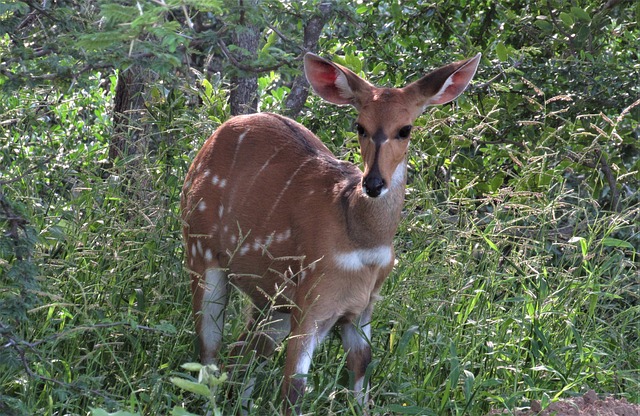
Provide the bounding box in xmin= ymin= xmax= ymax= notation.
xmin=181 ymin=52 xmax=481 ymax=414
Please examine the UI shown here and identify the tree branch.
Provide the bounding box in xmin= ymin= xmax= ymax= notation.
xmin=217 ymin=39 xmax=290 ymax=73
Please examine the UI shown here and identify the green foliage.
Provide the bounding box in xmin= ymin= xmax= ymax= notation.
xmin=1 ymin=0 xmax=638 ymax=415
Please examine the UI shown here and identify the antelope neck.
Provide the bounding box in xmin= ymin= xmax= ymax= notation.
xmin=341 ymin=159 xmax=407 ymax=247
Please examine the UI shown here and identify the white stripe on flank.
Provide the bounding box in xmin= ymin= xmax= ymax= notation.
xmin=334 ymin=246 xmax=393 ymax=271
xmin=264 ymin=159 xmax=312 ymax=223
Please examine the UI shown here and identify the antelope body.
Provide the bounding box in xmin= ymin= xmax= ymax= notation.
xmin=181 ymin=52 xmax=480 ymax=414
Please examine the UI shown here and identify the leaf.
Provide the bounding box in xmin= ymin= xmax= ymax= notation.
xmin=171 ymin=407 xmax=200 ymax=416
xmin=100 ymin=4 xmax=138 ymax=25
xmin=534 ymin=18 xmax=553 ymax=32
xmin=181 ymin=362 xmax=203 ymax=372
xmin=384 ymin=404 xmax=428 ymax=414
xmin=559 ymin=12 xmax=574 ymax=27
xmin=90 ymin=409 xmax=140 ymax=416
xmin=170 ymin=377 xmax=211 ymax=397
xmin=397 ymin=325 xmax=419 ymax=355
xmin=496 ymin=42 xmax=508 ymax=62
xmin=372 ymin=62 xmax=387 ymax=75
xmin=344 ymin=54 xmax=362 ymax=74
xmin=601 ymin=237 xmax=634 ymax=249
xmin=571 ymin=6 xmax=591 ymax=22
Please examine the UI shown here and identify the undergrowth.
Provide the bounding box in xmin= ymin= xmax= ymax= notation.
xmin=1 ymin=73 xmax=638 ymax=416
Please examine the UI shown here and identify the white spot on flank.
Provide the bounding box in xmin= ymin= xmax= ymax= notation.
xmin=264 ymin=232 xmax=274 ymax=248
xmin=219 ymin=178 xmax=227 ymax=188
xmin=203 ymin=169 xmax=211 ymax=178
xmin=204 ymin=249 xmax=213 ymax=262
xmin=198 ymin=201 xmax=207 ymax=211
xmin=252 ymin=238 xmax=263 ymax=251
xmin=218 ymin=205 xmax=224 ymax=219
xmin=191 ymin=244 xmax=197 ymax=257
xmin=223 ymin=225 xmax=228 ymax=234
xmin=230 ymin=234 xmax=237 ymax=245
xmin=212 ymin=175 xmax=219 ymax=185
xmin=276 ymin=229 xmax=292 ymax=243
xmin=240 ymin=244 xmax=250 ymax=256
xmin=196 ymin=240 xmax=203 ymax=256
xmin=334 ymin=246 xmax=393 ymax=271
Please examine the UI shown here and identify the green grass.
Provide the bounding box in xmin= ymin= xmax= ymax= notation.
xmin=1 ymin=80 xmax=638 ymax=416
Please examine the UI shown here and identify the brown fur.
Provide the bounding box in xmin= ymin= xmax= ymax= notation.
xmin=181 ymin=52 xmax=481 ymax=414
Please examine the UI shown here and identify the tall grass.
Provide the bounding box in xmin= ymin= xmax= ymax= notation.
xmin=1 ymin=77 xmax=637 ymax=416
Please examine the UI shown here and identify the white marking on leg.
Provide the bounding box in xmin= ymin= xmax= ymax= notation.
xmin=341 ymin=308 xmax=373 ymax=407
xmin=295 ymin=335 xmax=316 ymax=376
xmin=294 ymin=322 xmax=333 ymax=375
xmin=200 ymin=268 xmax=228 ymax=360
xmin=334 ymin=246 xmax=393 ymax=271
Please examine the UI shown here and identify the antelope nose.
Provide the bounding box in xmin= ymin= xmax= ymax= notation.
xmin=363 ymin=176 xmax=385 ymax=198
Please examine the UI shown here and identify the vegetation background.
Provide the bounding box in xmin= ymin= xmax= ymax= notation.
xmin=1 ymin=0 xmax=637 ymax=415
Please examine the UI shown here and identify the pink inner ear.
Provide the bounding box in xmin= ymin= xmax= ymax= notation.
xmin=308 ymin=62 xmax=338 ymax=88
xmin=316 ymin=66 xmax=338 ymax=84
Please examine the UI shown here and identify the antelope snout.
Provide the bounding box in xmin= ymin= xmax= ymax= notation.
xmin=362 ymin=175 xmax=385 ymax=198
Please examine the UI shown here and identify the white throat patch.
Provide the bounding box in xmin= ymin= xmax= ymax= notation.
xmin=334 ymin=246 xmax=394 ymax=271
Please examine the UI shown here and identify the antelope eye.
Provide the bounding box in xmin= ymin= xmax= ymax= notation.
xmin=355 ymin=123 xmax=367 ymax=137
xmin=397 ymin=125 xmax=412 ymax=139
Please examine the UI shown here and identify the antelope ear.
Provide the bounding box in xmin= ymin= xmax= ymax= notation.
xmin=304 ymin=53 xmax=372 ymax=107
xmin=406 ymin=53 xmax=481 ymax=110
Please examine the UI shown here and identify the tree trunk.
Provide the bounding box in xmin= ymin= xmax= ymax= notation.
xmin=285 ymin=2 xmax=333 ymax=118
xmin=229 ymin=0 xmax=260 ymax=116
xmin=110 ymin=65 xmax=155 ymax=161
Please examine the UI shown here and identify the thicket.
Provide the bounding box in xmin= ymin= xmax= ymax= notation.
xmin=1 ymin=1 xmax=637 ymax=415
